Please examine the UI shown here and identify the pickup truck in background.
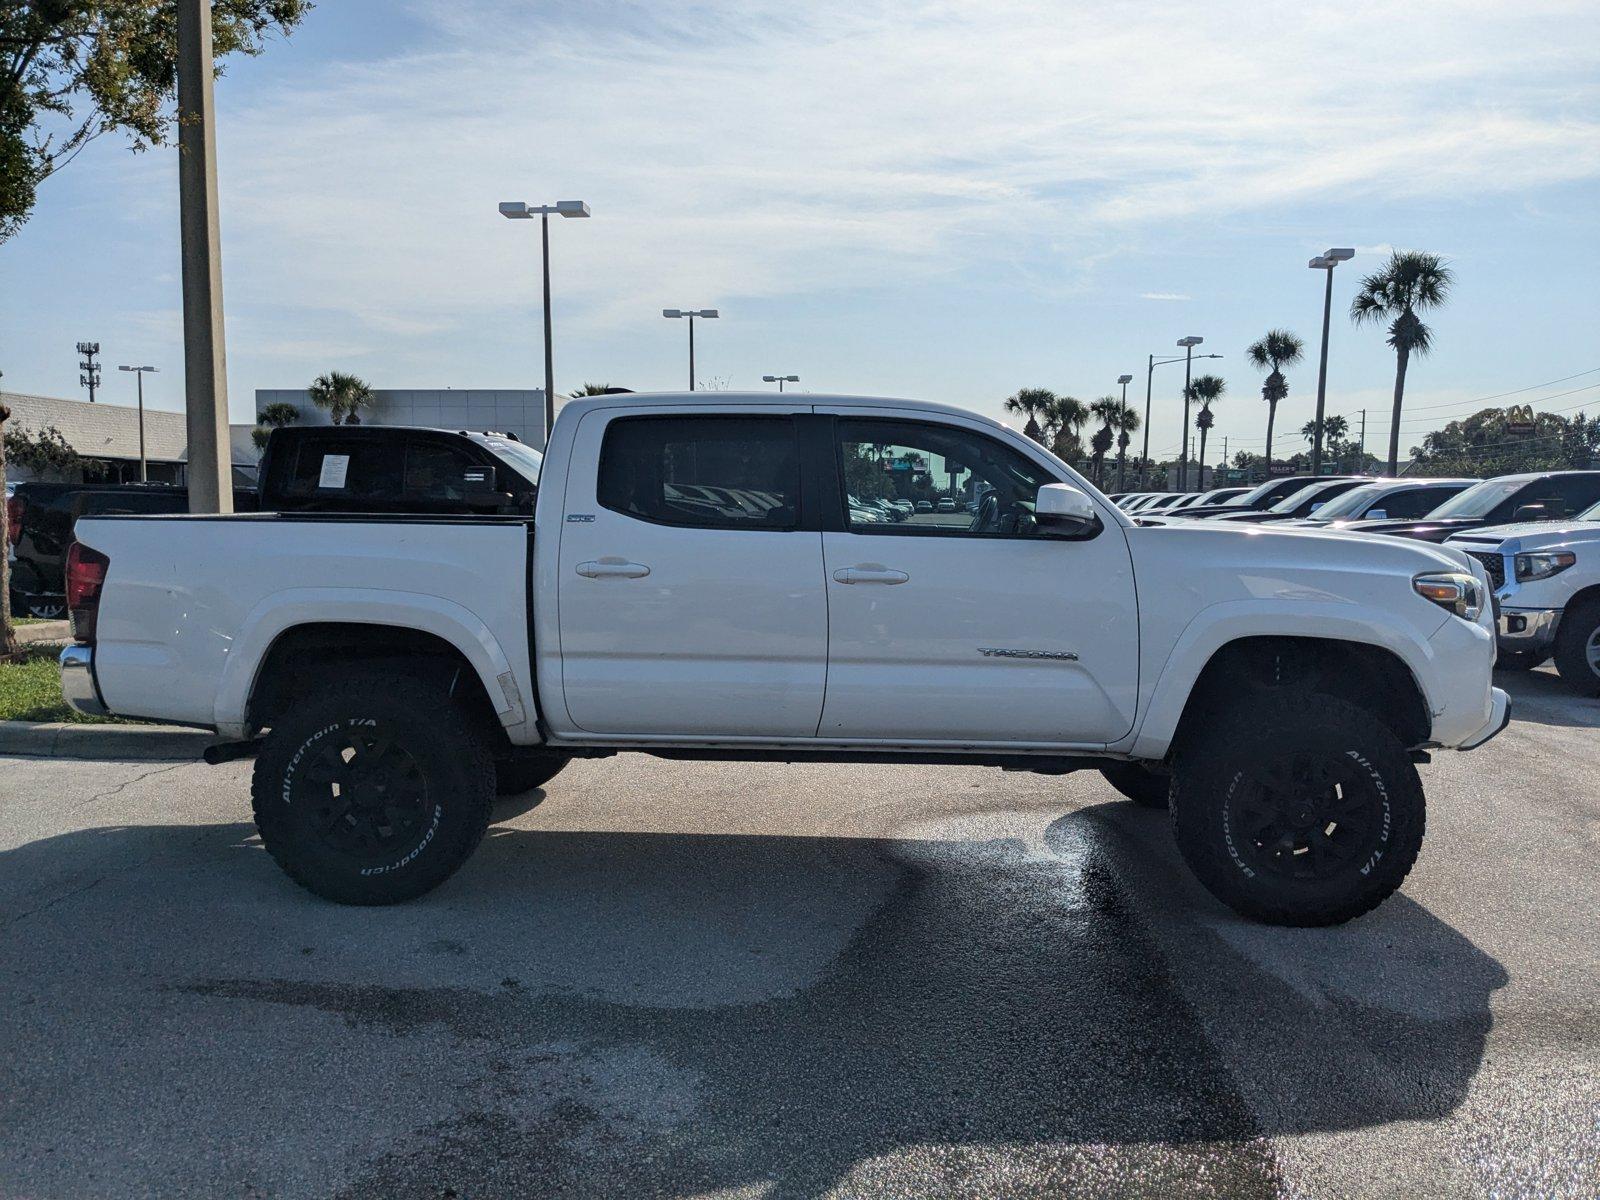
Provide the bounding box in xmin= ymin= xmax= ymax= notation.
xmin=1350 ymin=470 xmax=1600 ymax=542
xmin=1447 ymin=513 xmax=1600 ymax=689
xmin=256 ymin=424 xmax=543 ymax=516
xmin=59 ymin=392 xmax=1508 ymax=926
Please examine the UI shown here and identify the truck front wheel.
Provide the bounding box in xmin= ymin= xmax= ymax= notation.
xmin=1552 ymin=599 xmax=1600 ymax=694
xmin=251 ymin=672 xmax=495 ymax=905
xmin=1169 ymin=696 xmax=1424 ymax=927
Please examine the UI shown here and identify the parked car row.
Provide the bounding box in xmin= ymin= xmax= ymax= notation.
xmin=1112 ymin=469 xmax=1600 ymax=691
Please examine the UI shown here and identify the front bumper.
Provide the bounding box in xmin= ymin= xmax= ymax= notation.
xmin=59 ymin=644 xmax=109 ymax=717
xmin=1496 ymin=606 xmax=1561 ymax=656
xmin=1457 ymin=686 xmax=1511 ymax=751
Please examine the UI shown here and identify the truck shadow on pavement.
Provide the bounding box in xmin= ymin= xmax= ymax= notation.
xmin=1493 ymin=666 xmax=1600 ymax=729
xmin=0 ymin=804 xmax=1507 ymax=1199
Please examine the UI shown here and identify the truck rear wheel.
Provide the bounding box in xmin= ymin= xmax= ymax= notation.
xmin=1099 ymin=761 xmax=1170 ymax=808
xmin=1169 ymin=696 xmax=1424 ymax=926
xmin=251 ymin=672 xmax=495 ymax=905
xmin=1552 ymin=599 xmax=1600 ymax=694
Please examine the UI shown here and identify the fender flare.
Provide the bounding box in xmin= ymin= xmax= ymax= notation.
xmin=1117 ymin=599 xmax=1446 ymax=760
xmin=212 ymin=588 xmax=527 ymax=738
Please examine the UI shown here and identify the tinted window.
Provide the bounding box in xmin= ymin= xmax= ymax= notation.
xmin=835 ymin=418 xmax=1053 ymax=537
xmin=1495 ymin=476 xmax=1600 ymax=521
xmin=598 ymin=416 xmax=800 ymax=529
xmin=403 ymin=441 xmax=479 ymax=500
xmin=1383 ymin=485 xmax=1463 ymax=519
xmin=283 ymin=437 xmax=405 ymax=500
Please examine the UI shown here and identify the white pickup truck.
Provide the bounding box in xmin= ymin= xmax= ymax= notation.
xmin=1447 ymin=516 xmax=1600 ymax=690
xmin=58 ymin=392 xmax=1509 ymax=925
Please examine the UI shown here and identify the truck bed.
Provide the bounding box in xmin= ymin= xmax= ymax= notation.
xmin=73 ymin=512 xmax=536 ymax=739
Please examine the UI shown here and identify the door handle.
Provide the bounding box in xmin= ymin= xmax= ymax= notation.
xmin=833 ymin=566 xmax=909 ymax=585
xmin=577 ymin=558 xmax=651 ymax=579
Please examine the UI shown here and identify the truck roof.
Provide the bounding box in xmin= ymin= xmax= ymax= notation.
xmin=558 ymin=390 xmax=1004 ymax=426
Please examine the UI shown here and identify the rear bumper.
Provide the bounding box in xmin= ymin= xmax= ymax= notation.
xmin=59 ymin=644 xmax=109 ymax=717
xmin=1457 ymin=687 xmax=1511 ymax=751
xmin=1496 ymin=606 xmax=1561 ymax=656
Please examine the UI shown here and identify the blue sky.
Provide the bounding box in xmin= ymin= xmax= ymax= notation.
xmin=4 ymin=0 xmax=1599 ymax=464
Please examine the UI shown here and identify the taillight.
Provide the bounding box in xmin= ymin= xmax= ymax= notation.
xmin=65 ymin=542 xmax=110 ymax=644
xmin=4 ymin=493 xmax=21 ymax=546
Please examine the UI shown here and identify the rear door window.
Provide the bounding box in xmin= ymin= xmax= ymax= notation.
xmin=596 ymin=416 xmax=800 ymax=530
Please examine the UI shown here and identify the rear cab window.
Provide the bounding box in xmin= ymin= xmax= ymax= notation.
xmin=596 ymin=415 xmax=800 ymax=529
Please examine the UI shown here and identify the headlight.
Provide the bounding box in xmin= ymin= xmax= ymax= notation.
xmin=1414 ymin=572 xmax=1484 ymax=621
xmin=1514 ymin=551 xmax=1576 ymax=581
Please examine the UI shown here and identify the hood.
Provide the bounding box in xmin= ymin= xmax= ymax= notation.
xmin=1134 ymin=513 xmax=1472 ymax=575
xmin=1444 ymin=518 xmax=1600 ymax=552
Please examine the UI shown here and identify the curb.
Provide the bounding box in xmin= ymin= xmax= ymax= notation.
xmin=0 ymin=720 xmax=217 ymax=761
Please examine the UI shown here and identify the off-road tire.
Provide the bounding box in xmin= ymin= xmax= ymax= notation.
xmin=1100 ymin=761 xmax=1171 ymax=809
xmin=1169 ymin=695 xmax=1425 ymax=927
xmin=251 ymin=671 xmax=495 ymax=905
xmin=1552 ymin=599 xmax=1600 ymax=694
xmin=495 ymin=751 xmax=570 ymax=795
xmin=1494 ymin=649 xmax=1545 ymax=672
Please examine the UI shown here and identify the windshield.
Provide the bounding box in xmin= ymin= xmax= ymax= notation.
xmin=1268 ymin=479 xmax=1347 ymax=514
xmin=1228 ymin=476 xmax=1312 ymax=507
xmin=481 ymin=437 xmax=544 ymax=484
xmin=1305 ymin=483 xmax=1386 ymax=521
xmin=1426 ymin=478 xmax=1524 ymax=519
xmin=1192 ymin=487 xmax=1242 ymax=505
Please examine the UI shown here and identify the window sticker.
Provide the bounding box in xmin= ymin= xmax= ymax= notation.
xmin=318 ymin=454 xmax=350 ymax=489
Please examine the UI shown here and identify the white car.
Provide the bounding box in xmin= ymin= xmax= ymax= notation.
xmin=1447 ymin=508 xmax=1600 ymax=689
xmin=61 ymin=390 xmax=1506 ymax=925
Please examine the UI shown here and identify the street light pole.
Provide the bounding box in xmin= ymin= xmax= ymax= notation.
xmin=762 ymin=374 xmax=799 ymax=392
xmin=1308 ymin=247 xmax=1355 ymax=476
xmin=1176 ymin=336 xmax=1202 ymax=492
xmin=118 ymin=366 xmax=159 ymax=482
xmin=1141 ymin=350 xmax=1222 ymax=489
xmin=663 ymin=309 xmax=719 ymax=390
xmin=1115 ymin=373 xmax=1134 ymax=491
xmin=498 ymin=199 xmax=591 ymax=447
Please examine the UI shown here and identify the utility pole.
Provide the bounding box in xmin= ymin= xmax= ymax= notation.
xmin=1222 ymin=435 xmax=1228 ymax=485
xmin=1359 ymin=408 xmax=1367 ymax=472
xmin=1307 ymin=248 xmax=1355 ymax=476
xmin=1176 ymin=336 xmax=1202 ymax=491
xmin=76 ymin=342 xmax=101 ymax=403
xmin=176 ymin=0 xmax=234 ymax=513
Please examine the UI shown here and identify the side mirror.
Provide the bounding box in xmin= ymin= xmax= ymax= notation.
xmin=1035 ymin=483 xmax=1098 ymax=538
xmin=1366 ymin=508 xmax=1387 ymax=520
xmin=1511 ymin=503 xmax=1546 ymax=522
xmin=1309 ymin=501 xmax=1326 ymax=513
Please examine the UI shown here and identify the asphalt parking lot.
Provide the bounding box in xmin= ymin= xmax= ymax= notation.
xmin=2 ymin=668 xmax=1597 ymax=1199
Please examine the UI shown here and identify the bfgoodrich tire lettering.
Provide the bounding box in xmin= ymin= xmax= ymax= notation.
xmin=251 ymin=672 xmax=494 ymax=905
xmin=1169 ymin=695 xmax=1425 ymax=927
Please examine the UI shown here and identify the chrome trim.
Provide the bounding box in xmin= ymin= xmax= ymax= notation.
xmin=58 ymin=644 xmax=108 ymax=717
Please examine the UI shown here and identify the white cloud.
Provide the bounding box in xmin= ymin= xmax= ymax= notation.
xmin=181 ymin=0 xmax=1600 ymax=341
xmin=1140 ymin=293 xmax=1192 ymax=302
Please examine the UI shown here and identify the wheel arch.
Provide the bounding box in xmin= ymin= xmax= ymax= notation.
xmin=1141 ymin=634 xmax=1433 ymax=762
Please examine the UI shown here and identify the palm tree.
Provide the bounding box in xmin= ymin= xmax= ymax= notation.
xmin=1112 ymin=401 xmax=1141 ymax=491
xmin=1245 ymin=329 xmax=1304 ymax=466
xmin=307 ymin=371 xmax=376 ymax=426
xmin=1042 ymin=394 xmax=1088 ymax=462
xmin=1301 ymin=414 xmax=1349 ymax=446
xmin=1002 ymin=388 xmax=1055 ymax=444
xmin=1350 ymin=251 xmax=1454 ymax=474
xmin=1185 ymin=375 xmax=1225 ymax=488
xmin=571 ymin=382 xmax=621 ymax=397
xmin=1087 ymin=395 xmax=1121 ymax=485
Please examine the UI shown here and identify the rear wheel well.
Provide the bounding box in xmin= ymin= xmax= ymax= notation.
xmin=246 ymin=623 xmax=509 ymax=751
xmin=1170 ymin=636 xmax=1431 ymax=758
